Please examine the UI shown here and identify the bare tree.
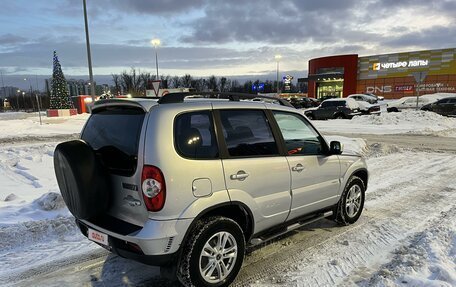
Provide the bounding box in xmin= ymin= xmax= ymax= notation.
xmin=139 ymin=72 xmax=153 ymax=92
xmin=160 ymin=75 xmax=170 ymax=89
xmin=207 ymin=75 xmax=218 ymax=91
xmin=120 ymin=68 xmax=142 ymax=96
xmin=171 ymin=76 xmax=180 ymax=88
xmin=181 ymin=74 xmax=193 ymax=88
xmin=112 ymin=74 xmax=121 ymax=95
xmin=219 ymin=77 xmax=227 ymax=92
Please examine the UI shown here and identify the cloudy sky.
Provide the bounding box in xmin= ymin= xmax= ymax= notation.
xmin=1 ymin=0 xmax=455 ymax=88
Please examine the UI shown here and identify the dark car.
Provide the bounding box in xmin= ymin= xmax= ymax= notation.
xmin=304 ymin=98 xmax=362 ymax=120
xmin=288 ymin=97 xmax=320 ymax=109
xmin=421 ymin=97 xmax=456 ymax=117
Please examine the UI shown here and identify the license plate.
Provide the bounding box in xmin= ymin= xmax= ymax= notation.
xmin=88 ymin=228 xmax=109 ymax=246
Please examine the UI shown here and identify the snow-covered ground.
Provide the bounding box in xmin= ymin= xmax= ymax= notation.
xmin=0 ymin=110 xmax=455 ymax=286
xmin=0 ymin=112 xmax=89 ymax=139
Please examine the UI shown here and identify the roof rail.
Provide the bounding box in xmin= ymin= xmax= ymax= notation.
xmin=157 ymin=91 xmax=294 ymax=107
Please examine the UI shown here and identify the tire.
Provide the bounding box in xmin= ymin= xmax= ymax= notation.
xmin=387 ymin=107 xmax=399 ymax=113
xmin=332 ymin=176 xmax=365 ymax=225
xmin=177 ymin=217 xmax=245 ymax=287
xmin=334 ymin=113 xmax=345 ymax=119
xmin=54 ymin=140 xmax=110 ymax=219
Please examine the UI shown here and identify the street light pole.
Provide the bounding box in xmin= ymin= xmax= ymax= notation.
xmin=83 ymin=0 xmax=96 ymax=103
xmin=274 ymin=55 xmax=282 ymax=94
xmin=16 ymin=89 xmax=20 ymax=111
xmin=151 ymin=39 xmax=161 ymax=79
xmin=24 ymin=78 xmax=35 ymax=111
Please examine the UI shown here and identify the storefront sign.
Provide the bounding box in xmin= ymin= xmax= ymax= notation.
xmin=395 ymin=85 xmax=414 ymax=92
xmin=372 ymin=60 xmax=429 ymax=70
xmin=366 ymin=85 xmax=392 ymax=93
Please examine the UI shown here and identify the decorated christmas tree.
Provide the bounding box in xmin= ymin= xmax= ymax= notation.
xmin=50 ymin=51 xmax=74 ymax=109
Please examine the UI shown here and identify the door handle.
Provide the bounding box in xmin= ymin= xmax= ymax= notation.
xmin=292 ymin=164 xmax=305 ymax=172
xmin=230 ymin=171 xmax=249 ymax=181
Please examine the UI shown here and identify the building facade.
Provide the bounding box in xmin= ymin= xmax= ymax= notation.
xmin=304 ymin=48 xmax=456 ymax=99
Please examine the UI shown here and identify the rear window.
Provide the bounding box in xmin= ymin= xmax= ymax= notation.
xmin=322 ymin=101 xmax=345 ymax=107
xmin=81 ymin=106 xmax=145 ymax=176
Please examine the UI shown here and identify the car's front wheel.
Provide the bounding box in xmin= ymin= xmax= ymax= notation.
xmin=178 ymin=217 xmax=245 ymax=287
xmin=332 ymin=176 xmax=365 ymax=225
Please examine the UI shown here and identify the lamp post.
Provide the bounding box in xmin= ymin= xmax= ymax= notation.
xmin=274 ymin=54 xmax=282 ymax=94
xmin=151 ymin=38 xmax=161 ymax=79
xmin=83 ymin=0 xmax=96 ymax=103
xmin=24 ymin=78 xmax=35 ymax=111
xmin=16 ymin=89 xmax=20 ymax=111
xmin=22 ymin=92 xmax=25 ymax=110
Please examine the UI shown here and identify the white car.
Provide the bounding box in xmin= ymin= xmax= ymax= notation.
xmin=347 ymin=94 xmax=378 ymax=104
xmin=387 ymin=96 xmax=434 ymax=112
xmin=357 ymin=101 xmax=381 ymax=115
xmin=364 ymin=93 xmax=384 ymax=101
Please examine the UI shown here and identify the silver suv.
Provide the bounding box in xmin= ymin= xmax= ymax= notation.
xmin=54 ymin=93 xmax=368 ymax=287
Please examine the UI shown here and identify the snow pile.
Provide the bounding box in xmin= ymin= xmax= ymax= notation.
xmin=0 ymin=143 xmax=70 ymax=224
xmin=352 ymin=110 xmax=455 ymax=128
xmin=314 ymin=110 xmax=456 ymax=136
xmin=325 ymin=135 xmax=368 ymax=156
xmin=35 ymin=192 xmax=66 ymax=211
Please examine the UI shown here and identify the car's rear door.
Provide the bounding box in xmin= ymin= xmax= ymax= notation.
xmin=315 ymin=101 xmax=334 ymax=119
xmin=213 ymin=105 xmax=292 ymax=232
xmin=81 ymin=104 xmax=150 ymax=226
xmin=271 ymin=111 xmax=341 ymax=220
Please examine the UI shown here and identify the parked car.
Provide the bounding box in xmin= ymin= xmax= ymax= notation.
xmin=304 ymin=98 xmax=362 ymax=120
xmin=54 ymin=93 xmax=368 ymax=287
xmin=357 ymin=100 xmax=381 ymax=115
xmin=364 ymin=93 xmax=384 ymax=101
xmin=387 ymin=93 xmax=455 ymax=112
xmin=421 ymin=97 xmax=456 ymax=117
xmin=347 ymin=94 xmax=378 ymax=104
xmin=288 ymin=97 xmax=320 ymax=109
xmin=387 ymin=96 xmax=434 ymax=112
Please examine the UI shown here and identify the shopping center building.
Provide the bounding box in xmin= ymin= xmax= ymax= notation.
xmin=302 ymin=48 xmax=456 ymax=99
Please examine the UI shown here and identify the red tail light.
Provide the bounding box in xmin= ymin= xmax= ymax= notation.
xmin=141 ymin=165 xmax=166 ymax=212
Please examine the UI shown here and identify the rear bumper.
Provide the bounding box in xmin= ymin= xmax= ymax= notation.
xmin=76 ymin=217 xmax=192 ymax=266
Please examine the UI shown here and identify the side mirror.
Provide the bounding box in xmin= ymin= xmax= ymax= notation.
xmin=329 ymin=141 xmax=342 ymax=155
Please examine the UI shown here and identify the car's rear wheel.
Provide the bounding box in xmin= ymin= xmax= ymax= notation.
xmin=387 ymin=107 xmax=399 ymax=112
xmin=178 ymin=217 xmax=245 ymax=287
xmin=332 ymin=176 xmax=365 ymax=225
xmin=334 ymin=113 xmax=345 ymax=119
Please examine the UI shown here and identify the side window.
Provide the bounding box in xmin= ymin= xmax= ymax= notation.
xmin=219 ymin=110 xmax=279 ymax=157
xmin=321 ymin=101 xmax=332 ymax=108
xmin=273 ymin=111 xmax=324 ymax=156
xmin=174 ymin=111 xmax=219 ymax=159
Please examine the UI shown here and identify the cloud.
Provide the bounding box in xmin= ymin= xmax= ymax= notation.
xmin=0 ymin=34 xmax=27 ymax=45
xmin=108 ymin=0 xmax=206 ymax=15
xmin=384 ymin=25 xmax=456 ymax=48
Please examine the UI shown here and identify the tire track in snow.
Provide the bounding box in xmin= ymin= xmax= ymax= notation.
xmin=231 ymin=152 xmax=456 ymax=286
